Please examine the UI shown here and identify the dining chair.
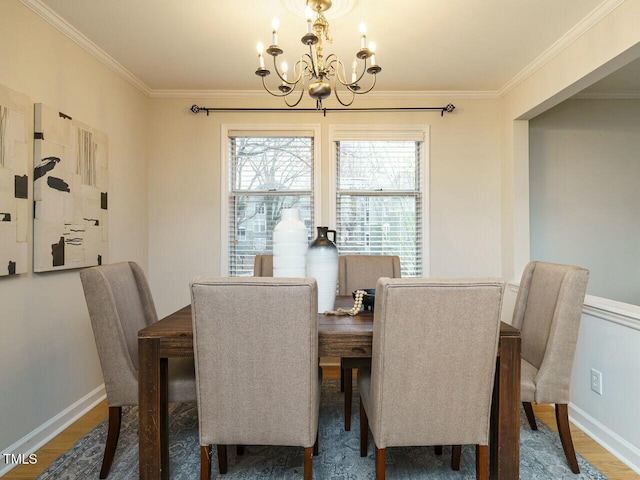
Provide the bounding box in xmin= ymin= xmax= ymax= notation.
xmin=190 ymin=277 xmax=321 ymax=480
xmin=358 ymin=277 xmax=504 ymax=480
xmin=253 ymin=254 xmax=273 ymax=277
xmin=79 ymin=262 xmax=196 ymax=478
xmin=512 ymin=261 xmax=589 ymax=474
xmin=338 ymin=254 xmax=401 ymax=431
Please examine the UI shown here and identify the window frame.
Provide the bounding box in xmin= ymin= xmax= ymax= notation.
xmin=220 ymin=123 xmax=322 ymax=275
xmin=328 ymin=124 xmax=430 ymax=277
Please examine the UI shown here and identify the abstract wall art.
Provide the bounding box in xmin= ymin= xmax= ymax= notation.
xmin=0 ymin=84 xmax=30 ymax=277
xmin=33 ymin=103 xmax=108 ymax=272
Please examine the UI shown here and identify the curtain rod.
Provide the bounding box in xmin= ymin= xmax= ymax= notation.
xmin=190 ymin=104 xmax=455 ymax=117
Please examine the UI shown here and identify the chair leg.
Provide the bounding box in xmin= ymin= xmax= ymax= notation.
xmin=99 ymin=406 xmax=122 ymax=479
xmin=303 ymin=446 xmax=313 ymax=480
xmin=344 ymin=366 xmax=353 ymax=431
xmin=375 ymin=447 xmax=386 ymax=480
xmin=340 ymin=359 xmax=345 ymax=392
xmin=476 ymin=445 xmax=488 ymax=480
xmin=556 ymin=404 xmax=580 ymax=474
xmin=313 ymin=432 xmax=319 ymax=456
xmin=200 ymin=445 xmax=211 ymax=480
xmin=451 ymin=445 xmax=461 ymax=470
xmin=360 ymin=398 xmax=369 ymax=457
xmin=217 ymin=445 xmax=228 ymax=474
xmin=523 ymin=402 xmax=538 ymax=430
xmin=434 ymin=445 xmax=443 ymax=455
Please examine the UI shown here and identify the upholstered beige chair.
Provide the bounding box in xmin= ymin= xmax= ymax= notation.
xmin=338 ymin=254 xmax=401 ymax=431
xmin=190 ymin=277 xmax=321 ymax=480
xmin=79 ymin=262 xmax=196 ymax=478
xmin=513 ymin=261 xmax=589 ymax=474
xmin=253 ymin=254 xmax=273 ymax=277
xmin=358 ymin=277 xmax=504 ymax=480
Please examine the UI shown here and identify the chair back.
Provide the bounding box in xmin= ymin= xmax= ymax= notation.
xmin=190 ymin=277 xmax=319 ymax=447
xmin=367 ymin=277 xmax=504 ymax=448
xmin=79 ymin=262 xmax=158 ymax=406
xmin=512 ymin=261 xmax=589 ymax=403
xmin=253 ymin=254 xmax=274 ymax=277
xmin=338 ymin=255 xmax=401 ymax=295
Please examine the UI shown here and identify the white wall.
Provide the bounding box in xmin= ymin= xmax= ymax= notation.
xmin=530 ymin=98 xmax=640 ymax=306
xmin=0 ymin=0 xmax=149 ymax=465
xmin=147 ymin=96 xmax=503 ymax=317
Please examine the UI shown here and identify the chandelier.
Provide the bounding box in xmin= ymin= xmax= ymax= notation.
xmin=255 ymin=0 xmax=381 ymax=108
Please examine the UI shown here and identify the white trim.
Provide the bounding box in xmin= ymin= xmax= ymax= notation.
xmin=498 ymin=0 xmax=625 ymax=98
xmin=328 ymin=124 xmax=430 ymax=277
xmin=18 ymin=0 xmax=151 ymax=96
xmin=507 ymin=281 xmax=640 ymax=331
xmin=0 ymin=384 xmax=106 ymax=476
xmin=329 ymin=124 xmax=427 ymax=141
xmin=569 ymin=402 xmax=640 ymax=475
xmin=219 ymin=124 xmax=322 ymax=276
xmin=149 ymin=89 xmax=499 ymax=100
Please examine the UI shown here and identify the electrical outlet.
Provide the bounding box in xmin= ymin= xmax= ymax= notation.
xmin=590 ymin=368 xmax=603 ymax=395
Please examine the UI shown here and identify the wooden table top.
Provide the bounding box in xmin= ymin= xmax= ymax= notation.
xmin=139 ymin=296 xmax=519 ymax=358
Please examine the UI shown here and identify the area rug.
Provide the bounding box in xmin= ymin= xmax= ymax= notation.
xmin=37 ymin=380 xmax=607 ymax=479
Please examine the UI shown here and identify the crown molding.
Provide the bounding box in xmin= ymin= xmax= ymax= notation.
xmin=148 ymin=89 xmax=499 ymax=100
xmin=498 ymin=0 xmax=626 ymax=98
xmin=19 ymin=0 xmax=151 ymax=96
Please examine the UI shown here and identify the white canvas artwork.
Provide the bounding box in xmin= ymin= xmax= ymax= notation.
xmin=0 ymin=84 xmax=30 ymax=277
xmin=33 ymin=104 xmax=108 ymax=272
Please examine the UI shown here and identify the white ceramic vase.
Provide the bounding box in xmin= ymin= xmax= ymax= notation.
xmin=306 ymin=226 xmax=339 ymax=313
xmin=273 ymin=208 xmax=308 ymax=277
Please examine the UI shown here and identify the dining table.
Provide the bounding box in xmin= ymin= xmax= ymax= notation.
xmin=138 ymin=296 xmax=521 ymax=480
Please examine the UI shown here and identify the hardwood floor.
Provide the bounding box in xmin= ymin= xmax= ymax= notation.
xmin=4 ymin=366 xmax=638 ymax=479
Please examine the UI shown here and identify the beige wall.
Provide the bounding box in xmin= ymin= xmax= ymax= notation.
xmin=0 ymin=1 xmax=149 ymax=454
xmin=147 ymin=96 xmax=503 ymax=317
xmin=497 ymin=1 xmax=640 ymax=471
xmin=499 ymin=0 xmax=640 ymax=281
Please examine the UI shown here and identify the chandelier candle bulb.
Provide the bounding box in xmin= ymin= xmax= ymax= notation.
xmin=351 ymin=59 xmax=357 ymax=83
xmin=306 ymin=6 xmax=313 ymax=33
xmin=359 ymin=23 xmax=367 ymax=48
xmin=272 ymin=18 xmax=279 ymax=45
xmin=257 ymin=42 xmax=265 ymax=68
xmin=369 ymin=41 xmax=377 ymax=66
xmin=282 ymin=61 xmax=288 ymax=82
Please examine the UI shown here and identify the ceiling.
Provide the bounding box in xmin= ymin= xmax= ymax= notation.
xmin=28 ymin=0 xmax=637 ymax=95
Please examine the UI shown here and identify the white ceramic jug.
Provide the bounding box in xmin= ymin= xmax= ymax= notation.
xmin=273 ymin=208 xmax=308 ymax=277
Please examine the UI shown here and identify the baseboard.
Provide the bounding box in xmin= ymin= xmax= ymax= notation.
xmin=569 ymin=402 xmax=640 ymax=475
xmin=0 ymin=384 xmax=106 ymax=476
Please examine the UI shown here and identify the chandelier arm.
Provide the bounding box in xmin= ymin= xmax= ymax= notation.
xmin=350 ymin=73 xmax=378 ymax=95
xmin=332 ymin=58 xmax=352 ymax=87
xmin=333 ymin=81 xmax=356 ymax=107
xmin=260 ymin=76 xmax=298 ymax=98
xmin=326 ymin=54 xmax=370 ymax=87
xmin=270 ymin=54 xmax=306 ymax=86
xmin=283 ymin=82 xmax=306 ymax=107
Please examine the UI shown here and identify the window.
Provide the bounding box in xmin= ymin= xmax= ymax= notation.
xmin=222 ymin=126 xmax=320 ymax=276
xmin=331 ymin=126 xmax=429 ymax=277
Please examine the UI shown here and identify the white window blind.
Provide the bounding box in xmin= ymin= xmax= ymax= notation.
xmin=335 ymin=138 xmax=424 ymax=277
xmin=227 ymin=135 xmax=315 ymax=276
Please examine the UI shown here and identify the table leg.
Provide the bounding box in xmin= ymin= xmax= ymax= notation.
xmin=138 ymin=337 xmax=169 ymax=479
xmin=490 ymin=336 xmax=521 ymax=480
